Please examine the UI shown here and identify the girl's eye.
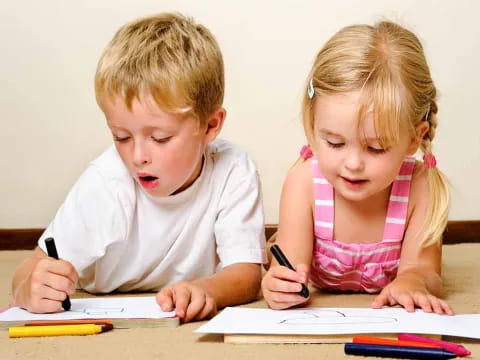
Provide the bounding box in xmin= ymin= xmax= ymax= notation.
xmin=152 ymin=136 xmax=172 ymax=144
xmin=368 ymin=146 xmax=387 ymax=154
xmin=326 ymin=140 xmax=344 ymax=149
xmin=113 ymin=135 xmax=130 ymax=143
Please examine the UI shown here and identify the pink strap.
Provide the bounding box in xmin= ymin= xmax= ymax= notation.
xmin=300 ymin=145 xmax=313 ymax=159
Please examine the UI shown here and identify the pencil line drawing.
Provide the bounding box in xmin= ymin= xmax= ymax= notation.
xmin=278 ymin=310 xmax=398 ymax=326
xmin=70 ymin=307 xmax=126 ymax=316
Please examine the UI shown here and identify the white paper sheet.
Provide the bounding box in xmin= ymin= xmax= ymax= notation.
xmin=0 ymin=296 xmax=176 ymax=321
xmin=196 ymin=307 xmax=480 ymax=339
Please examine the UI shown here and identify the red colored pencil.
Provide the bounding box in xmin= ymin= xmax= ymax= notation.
xmin=25 ymin=319 xmax=112 ymax=326
xmin=353 ymin=335 xmax=442 ymax=349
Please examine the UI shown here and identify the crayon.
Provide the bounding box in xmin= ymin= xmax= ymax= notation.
xmin=353 ymin=335 xmax=442 ymax=349
xmin=399 ymin=333 xmax=471 ymax=357
xmin=345 ymin=343 xmax=457 ymax=359
xmin=25 ymin=319 xmax=112 ymax=326
xmin=9 ymin=324 xmax=113 ymax=338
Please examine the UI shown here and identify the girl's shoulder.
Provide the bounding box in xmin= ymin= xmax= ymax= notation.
xmin=410 ymin=160 xmax=428 ymax=194
xmin=283 ymin=157 xmax=314 ymax=192
xmin=407 ymin=160 xmax=429 ymax=219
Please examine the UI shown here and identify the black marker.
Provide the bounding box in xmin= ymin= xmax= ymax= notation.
xmin=270 ymin=244 xmax=309 ymax=298
xmin=44 ymin=237 xmax=71 ymax=311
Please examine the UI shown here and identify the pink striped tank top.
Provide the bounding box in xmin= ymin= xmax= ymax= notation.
xmin=307 ymin=152 xmax=416 ymax=293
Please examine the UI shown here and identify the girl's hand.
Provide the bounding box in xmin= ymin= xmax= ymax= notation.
xmin=261 ymin=264 xmax=309 ymax=310
xmin=15 ymin=258 xmax=77 ymax=313
xmin=156 ymin=281 xmax=218 ymax=323
xmin=371 ymin=274 xmax=454 ymax=315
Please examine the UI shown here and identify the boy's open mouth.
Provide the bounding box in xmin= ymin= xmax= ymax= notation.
xmin=139 ymin=175 xmax=158 ymax=182
xmin=138 ymin=174 xmax=159 ymax=189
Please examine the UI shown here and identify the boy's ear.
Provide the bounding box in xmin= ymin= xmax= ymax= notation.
xmin=407 ymin=121 xmax=429 ymax=155
xmin=204 ymin=107 xmax=226 ymax=143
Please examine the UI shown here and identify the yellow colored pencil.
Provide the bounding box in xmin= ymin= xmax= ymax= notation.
xmin=9 ymin=324 xmax=112 ymax=338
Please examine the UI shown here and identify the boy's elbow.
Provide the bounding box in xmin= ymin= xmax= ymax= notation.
xmin=237 ymin=263 xmax=262 ymax=302
xmin=249 ymin=264 xmax=262 ymax=298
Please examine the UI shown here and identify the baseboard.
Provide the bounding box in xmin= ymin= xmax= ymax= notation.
xmin=0 ymin=228 xmax=44 ymax=250
xmin=0 ymin=221 xmax=479 ymax=250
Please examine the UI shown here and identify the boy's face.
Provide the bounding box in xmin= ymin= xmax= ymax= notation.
xmin=102 ymin=95 xmax=219 ymax=197
xmin=312 ymin=92 xmax=418 ymax=203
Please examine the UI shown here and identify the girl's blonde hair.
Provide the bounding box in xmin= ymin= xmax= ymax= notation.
xmin=302 ymin=21 xmax=449 ymax=247
xmin=95 ymin=12 xmax=224 ymax=124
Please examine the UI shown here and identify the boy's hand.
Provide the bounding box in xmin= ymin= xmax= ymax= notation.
xmin=156 ymin=281 xmax=217 ymax=323
xmin=371 ymin=273 xmax=454 ymax=315
xmin=261 ymin=263 xmax=309 ymax=310
xmin=15 ymin=258 xmax=77 ymax=313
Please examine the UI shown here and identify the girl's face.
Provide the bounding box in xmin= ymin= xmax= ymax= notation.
xmin=312 ymin=92 xmax=418 ymax=203
xmin=102 ymin=94 xmax=223 ymax=197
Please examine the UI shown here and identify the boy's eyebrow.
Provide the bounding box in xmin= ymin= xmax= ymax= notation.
xmin=145 ymin=125 xmax=176 ymax=133
xmin=108 ymin=123 xmax=177 ymax=132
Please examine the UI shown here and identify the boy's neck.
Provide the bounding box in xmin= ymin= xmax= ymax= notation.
xmin=171 ymin=154 xmax=205 ymax=196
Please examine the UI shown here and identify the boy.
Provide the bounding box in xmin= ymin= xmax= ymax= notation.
xmin=12 ymin=13 xmax=266 ymax=322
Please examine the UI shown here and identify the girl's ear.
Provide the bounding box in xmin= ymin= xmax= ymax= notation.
xmin=407 ymin=121 xmax=429 ymax=155
xmin=204 ymin=107 xmax=226 ymax=143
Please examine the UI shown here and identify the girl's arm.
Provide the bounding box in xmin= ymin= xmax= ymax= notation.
xmin=275 ymin=160 xmax=315 ymax=265
xmin=372 ymin=164 xmax=453 ymax=314
xmin=261 ymin=159 xmax=315 ymax=309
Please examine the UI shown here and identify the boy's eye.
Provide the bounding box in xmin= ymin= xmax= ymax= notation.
xmin=326 ymin=140 xmax=344 ymax=149
xmin=113 ymin=135 xmax=130 ymax=142
xmin=152 ymin=136 xmax=172 ymax=144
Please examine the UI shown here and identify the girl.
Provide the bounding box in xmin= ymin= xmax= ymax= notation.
xmin=262 ymin=21 xmax=453 ymax=315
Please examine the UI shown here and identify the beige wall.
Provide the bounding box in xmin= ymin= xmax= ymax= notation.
xmin=1 ymin=0 xmax=479 ymax=228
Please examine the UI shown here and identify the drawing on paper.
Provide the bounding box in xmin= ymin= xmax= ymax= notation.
xmin=278 ymin=309 xmax=397 ymax=326
xmin=71 ymin=307 xmax=126 ymax=316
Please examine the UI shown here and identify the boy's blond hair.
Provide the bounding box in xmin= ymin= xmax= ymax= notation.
xmin=303 ymin=21 xmax=450 ymax=247
xmin=95 ymin=12 xmax=224 ymax=124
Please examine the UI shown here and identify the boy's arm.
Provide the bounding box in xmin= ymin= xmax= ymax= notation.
xmin=156 ymin=263 xmax=260 ymax=322
xmin=192 ymin=263 xmax=261 ymax=309
xmin=12 ymin=152 xmax=131 ymax=312
xmin=158 ymin=148 xmax=265 ymax=322
xmin=12 ymin=247 xmax=77 ymax=312
xmin=12 ymin=248 xmax=47 ymax=295
xmin=372 ymin=164 xmax=453 ymax=314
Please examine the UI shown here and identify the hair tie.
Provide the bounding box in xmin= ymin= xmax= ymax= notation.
xmin=300 ymin=145 xmax=313 ymax=159
xmin=308 ymin=79 xmax=315 ymax=99
xmin=423 ymin=154 xmax=437 ymax=168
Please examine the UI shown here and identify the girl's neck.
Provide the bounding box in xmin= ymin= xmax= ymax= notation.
xmin=336 ymin=184 xmax=391 ymax=217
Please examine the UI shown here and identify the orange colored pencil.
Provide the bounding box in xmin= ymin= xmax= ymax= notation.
xmin=353 ymin=335 xmax=442 ymax=349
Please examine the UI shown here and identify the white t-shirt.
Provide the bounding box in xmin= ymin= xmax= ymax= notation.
xmin=38 ymin=139 xmax=266 ymax=293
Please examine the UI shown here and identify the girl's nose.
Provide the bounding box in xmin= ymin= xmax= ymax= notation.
xmin=344 ymin=149 xmax=364 ymax=172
